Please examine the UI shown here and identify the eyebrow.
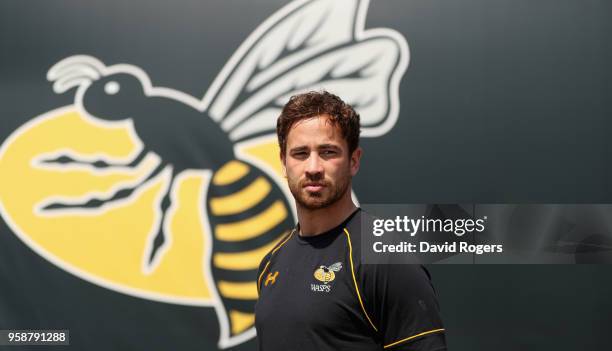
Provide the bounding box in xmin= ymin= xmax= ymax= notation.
xmin=289 ymin=146 xmax=309 ymax=153
xmin=317 ymin=144 xmax=341 ymax=150
xmin=289 ymin=144 xmax=341 ymax=153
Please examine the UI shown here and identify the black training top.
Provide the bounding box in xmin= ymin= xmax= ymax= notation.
xmin=255 ymin=209 xmax=446 ymax=350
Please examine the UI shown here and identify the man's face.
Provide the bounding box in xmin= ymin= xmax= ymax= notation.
xmin=282 ymin=114 xmax=361 ymax=210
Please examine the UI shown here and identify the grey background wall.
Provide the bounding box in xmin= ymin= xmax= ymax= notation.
xmin=1 ymin=1 xmax=611 ymax=350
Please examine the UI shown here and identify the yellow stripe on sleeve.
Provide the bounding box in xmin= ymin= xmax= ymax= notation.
xmin=344 ymin=228 xmax=379 ymax=332
xmin=257 ymin=230 xmax=294 ymax=295
xmin=383 ymin=328 xmax=445 ymax=349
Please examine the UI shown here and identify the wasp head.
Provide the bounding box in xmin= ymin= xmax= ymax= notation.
xmin=48 ymin=55 xmax=149 ymax=122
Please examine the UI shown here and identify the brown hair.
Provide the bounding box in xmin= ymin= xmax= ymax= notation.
xmin=276 ymin=91 xmax=360 ymax=158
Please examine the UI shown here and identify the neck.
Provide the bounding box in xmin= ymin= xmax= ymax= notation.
xmin=297 ymin=190 xmax=357 ymax=237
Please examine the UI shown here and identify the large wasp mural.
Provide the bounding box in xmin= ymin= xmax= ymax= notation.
xmin=0 ymin=0 xmax=408 ymax=347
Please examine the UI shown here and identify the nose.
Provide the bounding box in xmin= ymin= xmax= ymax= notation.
xmin=305 ymin=152 xmax=324 ymax=179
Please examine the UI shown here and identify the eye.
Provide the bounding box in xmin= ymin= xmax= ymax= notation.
xmin=291 ymin=151 xmax=308 ymax=159
xmin=321 ymin=150 xmax=337 ymax=157
xmin=104 ymin=81 xmax=120 ymax=95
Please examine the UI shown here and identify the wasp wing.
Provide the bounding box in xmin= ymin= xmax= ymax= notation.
xmin=203 ymin=0 xmax=359 ymax=121
xmin=226 ymin=37 xmax=407 ymax=141
xmin=202 ymin=0 xmax=408 ymax=142
xmin=328 ymin=262 xmax=343 ymax=272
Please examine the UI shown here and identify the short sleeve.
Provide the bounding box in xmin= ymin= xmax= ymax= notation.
xmin=361 ymin=264 xmax=447 ymax=350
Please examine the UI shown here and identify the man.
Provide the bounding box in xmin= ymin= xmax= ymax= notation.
xmin=255 ymin=91 xmax=446 ymax=350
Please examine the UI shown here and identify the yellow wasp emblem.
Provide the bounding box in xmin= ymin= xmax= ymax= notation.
xmin=0 ymin=0 xmax=408 ymax=348
xmin=313 ymin=262 xmax=343 ymax=284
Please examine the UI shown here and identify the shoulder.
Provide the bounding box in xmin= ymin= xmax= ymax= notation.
xmin=342 ymin=208 xmax=371 ymax=252
xmin=257 ymin=229 xmax=295 ymax=293
xmin=258 ymin=229 xmax=295 ymax=270
xmin=346 ymin=210 xmax=434 ymax=289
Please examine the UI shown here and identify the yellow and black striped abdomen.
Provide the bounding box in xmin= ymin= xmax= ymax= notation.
xmin=207 ymin=160 xmax=293 ymax=339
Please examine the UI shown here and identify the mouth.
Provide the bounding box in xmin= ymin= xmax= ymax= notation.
xmin=303 ymin=183 xmax=326 ymax=192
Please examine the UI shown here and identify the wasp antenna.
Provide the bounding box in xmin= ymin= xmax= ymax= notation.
xmin=47 ymin=55 xmax=106 ymax=81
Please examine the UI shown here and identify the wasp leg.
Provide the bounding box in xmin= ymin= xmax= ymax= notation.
xmin=41 ymin=161 xmax=168 ymax=210
xmin=146 ymin=170 xmax=176 ymax=268
xmin=39 ymin=149 xmax=148 ymax=168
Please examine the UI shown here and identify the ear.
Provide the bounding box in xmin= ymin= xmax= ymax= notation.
xmin=349 ymin=147 xmax=362 ymax=177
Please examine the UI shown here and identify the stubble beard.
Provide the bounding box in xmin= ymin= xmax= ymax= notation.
xmin=288 ymin=171 xmax=351 ymax=211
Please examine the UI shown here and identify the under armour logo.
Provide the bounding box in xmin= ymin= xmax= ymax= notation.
xmin=264 ymin=271 xmax=279 ymax=286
